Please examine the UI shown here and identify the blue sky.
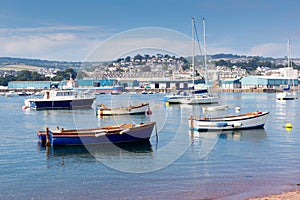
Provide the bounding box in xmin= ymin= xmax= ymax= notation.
xmin=0 ymin=0 xmax=299 ymax=61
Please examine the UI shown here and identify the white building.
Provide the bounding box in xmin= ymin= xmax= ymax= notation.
xmin=264 ymin=67 xmax=298 ymax=78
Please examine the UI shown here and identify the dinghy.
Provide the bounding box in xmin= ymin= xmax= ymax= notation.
xmin=189 ymin=111 xmax=269 ymax=131
xmin=96 ymin=103 xmax=150 ymax=116
xmin=37 ymin=121 xmax=156 ymax=146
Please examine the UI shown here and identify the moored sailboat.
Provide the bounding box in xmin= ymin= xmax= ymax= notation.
xmin=180 ymin=17 xmax=218 ymax=104
xmin=162 ymin=18 xmax=219 ymax=104
xmin=276 ymin=37 xmax=298 ymax=100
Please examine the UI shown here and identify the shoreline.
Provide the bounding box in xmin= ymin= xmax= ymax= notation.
xmin=1 ymin=87 xmax=299 ymax=93
xmin=248 ymin=189 xmax=300 ymax=200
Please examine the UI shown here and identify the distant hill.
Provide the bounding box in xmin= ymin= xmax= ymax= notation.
xmin=0 ymin=54 xmax=283 ymax=72
xmin=0 ymin=64 xmax=41 ymax=72
xmin=210 ymin=54 xmax=247 ymax=59
xmin=0 ymin=57 xmax=82 ymax=70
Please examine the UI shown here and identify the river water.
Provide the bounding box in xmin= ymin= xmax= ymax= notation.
xmin=1 ymin=92 xmax=300 ymax=199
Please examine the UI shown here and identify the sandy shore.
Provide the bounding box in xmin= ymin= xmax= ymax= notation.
xmin=248 ymin=189 xmax=300 ymax=200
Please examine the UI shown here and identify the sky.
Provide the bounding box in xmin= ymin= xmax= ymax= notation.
xmin=0 ymin=0 xmax=300 ymax=61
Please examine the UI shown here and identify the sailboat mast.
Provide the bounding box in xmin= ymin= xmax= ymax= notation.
xmin=192 ymin=17 xmax=195 ymax=85
xmin=287 ymin=37 xmax=293 ymax=87
xmin=287 ymin=37 xmax=295 ymax=89
xmin=287 ymin=37 xmax=291 ymax=69
xmin=203 ymin=18 xmax=208 ymax=86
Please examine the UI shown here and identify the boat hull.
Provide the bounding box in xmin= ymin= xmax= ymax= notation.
xmin=25 ymin=98 xmax=95 ymax=110
xmin=189 ymin=111 xmax=269 ymax=131
xmin=97 ymin=103 xmax=149 ymax=116
xmin=163 ymin=93 xmax=218 ymax=104
xmin=276 ymin=92 xmax=297 ymax=100
xmin=37 ymin=122 xmax=155 ymax=146
xmin=163 ymin=95 xmax=192 ymax=104
xmin=181 ymin=96 xmax=218 ymax=104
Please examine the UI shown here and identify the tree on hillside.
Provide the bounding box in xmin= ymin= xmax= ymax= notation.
xmin=144 ymin=54 xmax=150 ymax=60
xmin=162 ymin=64 xmax=168 ymax=71
xmin=125 ymin=56 xmax=131 ymax=62
xmin=15 ymin=70 xmax=49 ymax=81
xmin=0 ymin=75 xmax=16 ymax=86
xmin=214 ymin=59 xmax=231 ymax=67
xmin=16 ymin=70 xmax=32 ymax=81
xmin=50 ymin=68 xmax=77 ymax=81
xmin=179 ymin=56 xmax=188 ymax=64
xmin=134 ymin=54 xmax=143 ymax=61
xmin=64 ymin=68 xmax=77 ymax=79
xmin=76 ymin=71 xmax=88 ymax=79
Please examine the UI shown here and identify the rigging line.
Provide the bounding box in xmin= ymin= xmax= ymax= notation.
xmin=154 ymin=122 xmax=158 ymax=151
xmin=193 ymin=19 xmax=203 ymax=61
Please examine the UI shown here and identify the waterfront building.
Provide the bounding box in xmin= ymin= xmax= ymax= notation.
xmin=119 ymin=80 xmax=139 ymax=88
xmin=220 ymin=78 xmax=242 ymax=89
xmin=77 ymin=79 xmax=116 ymax=87
xmin=145 ymin=79 xmax=205 ymax=90
xmin=241 ymin=76 xmax=299 ymax=89
xmin=8 ymin=81 xmax=56 ymax=89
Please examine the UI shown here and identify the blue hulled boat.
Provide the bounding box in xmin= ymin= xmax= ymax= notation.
xmin=37 ymin=122 xmax=156 ymax=146
xmin=24 ymin=90 xmax=96 ymax=110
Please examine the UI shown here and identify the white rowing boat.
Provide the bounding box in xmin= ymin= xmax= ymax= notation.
xmin=189 ymin=111 xmax=269 ymax=131
xmin=97 ymin=103 xmax=150 ymax=116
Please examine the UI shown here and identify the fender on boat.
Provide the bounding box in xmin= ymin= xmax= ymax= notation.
xmin=228 ymin=122 xmax=242 ymax=127
xmin=120 ymin=128 xmax=130 ymax=134
xmin=95 ymin=130 xmax=108 ymax=137
xmin=216 ymin=122 xmax=228 ymax=127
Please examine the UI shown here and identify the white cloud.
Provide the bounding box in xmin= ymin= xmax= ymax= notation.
xmin=1 ymin=25 xmax=298 ymax=61
xmin=207 ymin=46 xmax=240 ymax=56
xmin=0 ymin=26 xmax=203 ymax=61
xmin=0 ymin=25 xmax=102 ymax=34
xmin=248 ymin=43 xmax=286 ymax=57
xmin=85 ymin=27 xmax=197 ymax=62
xmin=0 ymin=25 xmax=106 ymax=61
xmin=45 ymin=33 xmax=76 ymax=41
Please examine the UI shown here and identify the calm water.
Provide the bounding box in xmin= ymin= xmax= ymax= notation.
xmin=1 ymin=92 xmax=300 ymax=199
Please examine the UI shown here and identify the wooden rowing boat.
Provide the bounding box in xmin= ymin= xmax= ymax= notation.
xmin=37 ymin=121 xmax=156 ymax=146
xmin=96 ymin=103 xmax=150 ymax=116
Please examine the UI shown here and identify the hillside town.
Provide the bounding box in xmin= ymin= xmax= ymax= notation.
xmin=0 ymin=54 xmax=300 ymax=92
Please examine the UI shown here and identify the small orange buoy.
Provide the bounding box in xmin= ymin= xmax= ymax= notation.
xmin=146 ymin=108 xmax=152 ymax=115
xmin=22 ymin=105 xmax=27 ymax=110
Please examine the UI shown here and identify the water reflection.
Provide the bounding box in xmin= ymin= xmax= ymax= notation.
xmin=96 ymin=114 xmax=150 ymax=127
xmin=190 ymin=128 xmax=267 ymax=142
xmin=189 ymin=128 xmax=267 ymax=159
xmin=219 ymin=128 xmax=267 ymax=141
xmin=38 ymin=141 xmax=153 ymax=164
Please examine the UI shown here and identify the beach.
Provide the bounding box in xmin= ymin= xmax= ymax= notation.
xmin=249 ymin=189 xmax=300 ymax=200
